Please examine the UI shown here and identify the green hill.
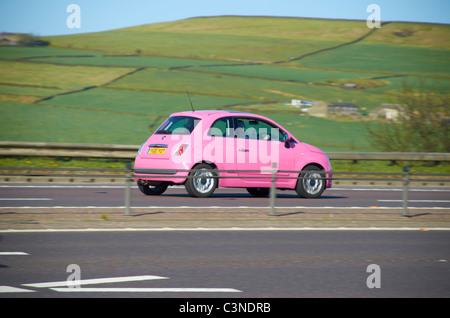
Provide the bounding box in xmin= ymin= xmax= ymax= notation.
xmin=0 ymin=16 xmax=449 ymax=152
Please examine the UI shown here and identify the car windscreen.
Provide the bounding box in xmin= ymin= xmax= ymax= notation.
xmin=155 ymin=116 xmax=200 ymax=135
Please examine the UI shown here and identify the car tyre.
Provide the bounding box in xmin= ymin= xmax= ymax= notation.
xmin=137 ymin=182 xmax=168 ymax=195
xmin=296 ymin=166 xmax=326 ymax=198
xmin=185 ymin=163 xmax=218 ymax=198
xmin=246 ymin=187 xmax=270 ymax=197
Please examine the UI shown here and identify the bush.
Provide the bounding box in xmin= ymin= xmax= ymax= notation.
xmin=367 ymin=81 xmax=449 ymax=152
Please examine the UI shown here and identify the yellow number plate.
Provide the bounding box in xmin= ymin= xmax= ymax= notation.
xmin=148 ymin=148 xmax=167 ymax=155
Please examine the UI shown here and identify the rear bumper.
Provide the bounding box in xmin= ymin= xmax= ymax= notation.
xmin=134 ymin=168 xmax=179 ymax=175
xmin=133 ymin=157 xmax=189 ymax=184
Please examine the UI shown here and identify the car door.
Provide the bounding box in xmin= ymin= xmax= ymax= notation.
xmin=234 ymin=117 xmax=296 ymax=187
xmin=204 ymin=116 xmax=238 ymax=187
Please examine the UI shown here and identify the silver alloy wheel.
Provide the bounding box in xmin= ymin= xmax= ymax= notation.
xmin=302 ymin=171 xmax=323 ymax=195
xmin=192 ymin=169 xmax=215 ymax=194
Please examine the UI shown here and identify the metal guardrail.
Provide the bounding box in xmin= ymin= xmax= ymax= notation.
xmin=0 ymin=141 xmax=449 ymax=162
xmin=0 ymin=141 xmax=137 ymax=159
xmin=0 ymin=165 xmax=449 ymax=217
xmin=328 ymin=152 xmax=450 ymax=162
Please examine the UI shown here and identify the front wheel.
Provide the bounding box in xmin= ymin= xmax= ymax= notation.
xmin=296 ymin=166 xmax=326 ymax=198
xmin=185 ymin=163 xmax=218 ymax=198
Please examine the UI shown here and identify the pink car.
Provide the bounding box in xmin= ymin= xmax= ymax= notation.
xmin=134 ymin=110 xmax=332 ymax=198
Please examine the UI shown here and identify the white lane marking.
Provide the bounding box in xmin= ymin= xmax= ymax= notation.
xmin=331 ymin=188 xmax=449 ymax=192
xmin=1 ymin=206 xmax=448 ymax=209
xmin=51 ymin=287 xmax=241 ymax=293
xmin=0 ymin=198 xmax=53 ymax=200
xmin=379 ymin=200 xmax=450 ymax=203
xmin=0 ymin=286 xmax=36 ymax=293
xmin=0 ymin=185 xmax=139 ymax=189
xmin=23 ymin=275 xmax=168 ymax=288
xmin=22 ymin=274 xmax=241 ymax=294
xmin=0 ymin=184 xmax=185 ymax=188
xmin=0 ymin=252 xmax=29 ymax=255
xmin=2 ymin=228 xmax=450 ymax=233
xmin=0 ymin=184 xmax=448 ymax=191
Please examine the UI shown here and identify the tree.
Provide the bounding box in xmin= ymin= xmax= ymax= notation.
xmin=367 ymin=81 xmax=449 ymax=153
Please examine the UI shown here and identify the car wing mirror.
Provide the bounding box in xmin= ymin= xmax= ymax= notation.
xmin=284 ymin=138 xmax=291 ymax=148
xmin=283 ymin=134 xmax=291 ymax=148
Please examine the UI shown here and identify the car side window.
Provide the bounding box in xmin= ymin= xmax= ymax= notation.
xmin=208 ymin=117 xmax=234 ymax=137
xmin=234 ymin=117 xmax=282 ymax=141
xmin=156 ymin=116 xmax=200 ymax=135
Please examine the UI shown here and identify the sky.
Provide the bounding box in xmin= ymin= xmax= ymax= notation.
xmin=1 ymin=0 xmax=449 ymax=36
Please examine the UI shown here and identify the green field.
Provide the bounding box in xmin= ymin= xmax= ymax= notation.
xmin=41 ymin=88 xmax=255 ymax=116
xmin=0 ymin=16 xmax=449 ymax=152
xmin=0 ymin=60 xmax=135 ymax=90
xmin=297 ymin=43 xmax=450 ymax=77
xmin=0 ymin=101 xmax=152 ymax=144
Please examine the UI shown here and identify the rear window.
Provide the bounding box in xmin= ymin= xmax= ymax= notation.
xmin=155 ymin=116 xmax=200 ymax=135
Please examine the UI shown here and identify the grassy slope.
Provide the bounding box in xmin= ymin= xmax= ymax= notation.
xmin=0 ymin=60 xmax=135 ymax=90
xmin=0 ymin=16 xmax=448 ymax=152
xmin=46 ymin=16 xmax=370 ymax=61
xmin=363 ymin=22 xmax=450 ymax=48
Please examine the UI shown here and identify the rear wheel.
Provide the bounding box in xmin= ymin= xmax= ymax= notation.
xmin=137 ymin=182 xmax=168 ymax=195
xmin=296 ymin=166 xmax=326 ymax=198
xmin=185 ymin=163 xmax=218 ymax=198
xmin=246 ymin=187 xmax=270 ymax=197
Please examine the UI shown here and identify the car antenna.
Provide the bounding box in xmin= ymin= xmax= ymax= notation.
xmin=186 ymin=89 xmax=195 ymax=112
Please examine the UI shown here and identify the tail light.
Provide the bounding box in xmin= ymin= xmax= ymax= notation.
xmin=137 ymin=143 xmax=144 ymax=155
xmin=174 ymin=144 xmax=188 ymax=156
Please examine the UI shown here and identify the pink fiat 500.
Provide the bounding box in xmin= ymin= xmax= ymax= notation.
xmin=134 ymin=110 xmax=332 ymax=198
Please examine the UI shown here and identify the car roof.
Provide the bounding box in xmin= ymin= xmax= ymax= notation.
xmin=167 ymin=110 xmax=294 ymax=139
xmin=170 ymin=110 xmax=259 ymax=119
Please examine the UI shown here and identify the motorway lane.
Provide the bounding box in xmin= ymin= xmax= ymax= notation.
xmin=0 ymin=230 xmax=449 ymax=298
xmin=0 ymin=183 xmax=449 ymax=210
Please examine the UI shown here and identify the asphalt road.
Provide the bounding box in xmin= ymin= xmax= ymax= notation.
xmin=0 ymin=230 xmax=449 ymax=299
xmin=1 ymin=183 xmax=449 ymax=231
xmin=0 ymin=182 xmax=449 ymax=210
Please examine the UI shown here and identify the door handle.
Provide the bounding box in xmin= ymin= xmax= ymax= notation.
xmin=238 ymin=149 xmax=249 ymax=152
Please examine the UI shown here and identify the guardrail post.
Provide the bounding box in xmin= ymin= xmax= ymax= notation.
xmin=402 ymin=166 xmax=411 ymax=217
xmin=269 ymin=162 xmax=278 ymax=216
xmin=124 ymin=161 xmax=132 ymax=216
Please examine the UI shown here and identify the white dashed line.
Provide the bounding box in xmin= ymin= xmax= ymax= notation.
xmin=0 ymin=286 xmax=36 ymax=293
xmin=51 ymin=287 xmax=241 ymax=293
xmin=0 ymin=252 xmax=29 ymax=255
xmin=23 ymin=275 xmax=168 ymax=288
xmin=0 ymin=198 xmax=52 ymax=201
